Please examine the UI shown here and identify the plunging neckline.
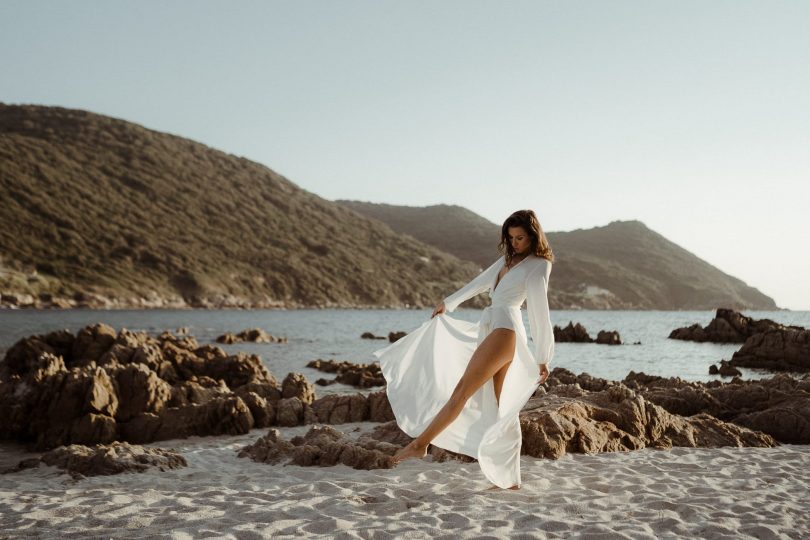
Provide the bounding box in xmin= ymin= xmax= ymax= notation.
xmin=493 ymin=254 xmax=531 ymax=292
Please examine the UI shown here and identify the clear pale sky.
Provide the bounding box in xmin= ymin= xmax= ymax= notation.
xmin=2 ymin=1 xmax=808 ymax=309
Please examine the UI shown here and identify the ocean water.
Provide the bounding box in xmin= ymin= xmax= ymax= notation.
xmin=1 ymin=309 xmax=808 ymax=395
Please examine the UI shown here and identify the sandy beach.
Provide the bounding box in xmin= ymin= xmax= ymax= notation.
xmin=2 ymin=421 xmax=808 ymax=539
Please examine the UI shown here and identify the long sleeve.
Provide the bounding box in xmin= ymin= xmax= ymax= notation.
xmin=443 ymin=257 xmax=503 ymax=312
xmin=526 ymin=260 xmax=555 ymax=367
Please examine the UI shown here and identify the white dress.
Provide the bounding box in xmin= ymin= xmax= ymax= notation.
xmin=374 ymin=254 xmax=555 ymax=488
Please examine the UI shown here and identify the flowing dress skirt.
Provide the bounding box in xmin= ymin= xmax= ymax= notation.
xmin=374 ymin=309 xmax=542 ymax=488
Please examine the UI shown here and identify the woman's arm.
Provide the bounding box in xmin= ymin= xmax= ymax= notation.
xmin=442 ymin=257 xmax=504 ymax=312
xmin=526 ymin=260 xmax=555 ymax=368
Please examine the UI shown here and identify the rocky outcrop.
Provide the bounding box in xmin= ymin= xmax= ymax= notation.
xmin=596 ymin=330 xmax=622 ymax=345
xmin=307 ymin=359 xmax=386 ymax=388
xmin=307 ymin=392 xmax=394 ymax=425
xmin=0 ymin=324 xmax=290 ymax=450
xmin=361 ymin=332 xmax=386 ymax=340
xmin=554 ymin=322 xmax=593 ymax=343
xmin=0 ymin=325 xmax=404 ymax=450
xmin=388 ymin=331 xmax=407 ymax=343
xmin=620 ymin=369 xmax=810 ymax=444
xmin=709 ymin=360 xmax=742 ymax=377
xmin=238 ymin=425 xmax=398 ymax=470
xmin=669 ymin=308 xmax=803 ymax=343
xmin=3 ymin=441 xmax=186 ymax=479
xmin=728 ymin=328 xmax=810 ymax=372
xmin=520 ymin=383 xmax=775 ymax=459
xmin=215 ymin=328 xmax=287 ymax=344
xmin=553 ymin=322 xmax=622 ymax=345
xmin=364 ymin=377 xmax=775 ymax=463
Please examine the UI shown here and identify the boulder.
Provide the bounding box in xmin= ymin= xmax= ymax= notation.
xmin=0 ymin=324 xmax=282 ymax=450
xmin=622 ymin=369 xmax=810 ymax=444
xmin=3 ymin=441 xmax=186 ymax=479
xmin=215 ymin=328 xmax=287 ymax=344
xmin=238 ymin=425 xmax=397 ymax=470
xmin=596 ymin=330 xmax=622 ymax=345
xmin=553 ymin=322 xmax=593 ymax=343
xmin=729 ymin=328 xmax=810 ymax=372
xmin=520 ymin=384 xmax=776 ymax=459
xmin=307 ymin=358 xmax=385 ymax=388
xmin=669 ymin=308 xmax=803 ymax=343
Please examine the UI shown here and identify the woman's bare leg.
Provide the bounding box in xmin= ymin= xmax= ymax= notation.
xmin=492 ymin=359 xmax=512 ymax=407
xmin=392 ymin=328 xmax=516 ymax=463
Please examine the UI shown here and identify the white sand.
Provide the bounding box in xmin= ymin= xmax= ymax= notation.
xmin=1 ymin=424 xmax=808 ymax=539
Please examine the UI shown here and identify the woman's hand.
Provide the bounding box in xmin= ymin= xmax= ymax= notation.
xmin=538 ymin=363 xmax=550 ymax=384
xmin=431 ymin=301 xmax=446 ymax=318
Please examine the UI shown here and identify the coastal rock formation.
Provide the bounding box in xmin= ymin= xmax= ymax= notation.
xmin=307 ymin=358 xmax=386 ymax=388
xmin=620 ymin=370 xmax=810 ymax=444
xmin=308 ymin=392 xmax=394 ymax=425
xmin=367 ymin=378 xmax=775 ymax=463
xmin=0 ymin=325 xmax=403 ymax=450
xmin=709 ymin=360 xmax=742 ymax=377
xmin=596 ymin=330 xmax=622 ymax=345
xmin=519 ymin=384 xmax=775 ymax=459
xmin=728 ymin=328 xmax=810 ymax=372
xmin=554 ymin=322 xmax=593 ymax=343
xmin=668 ymin=308 xmax=802 ymax=343
xmin=0 ymin=324 xmax=290 ymax=449
xmin=3 ymin=441 xmax=187 ymax=479
xmin=238 ymin=425 xmax=397 ymax=470
xmin=553 ymin=322 xmax=623 ymax=345
xmin=215 ymin=329 xmax=287 ymax=344
xmin=388 ymin=331 xmax=407 ymax=343
xmin=361 ymin=332 xmax=386 ymax=340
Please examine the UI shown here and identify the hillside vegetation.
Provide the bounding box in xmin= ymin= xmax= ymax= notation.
xmin=0 ymin=103 xmax=481 ymax=308
xmin=339 ymin=201 xmax=777 ymax=310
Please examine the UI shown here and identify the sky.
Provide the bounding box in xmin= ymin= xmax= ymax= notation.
xmin=1 ymin=1 xmax=808 ymax=309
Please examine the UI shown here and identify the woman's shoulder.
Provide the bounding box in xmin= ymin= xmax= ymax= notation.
xmin=525 ymin=255 xmax=552 ymax=275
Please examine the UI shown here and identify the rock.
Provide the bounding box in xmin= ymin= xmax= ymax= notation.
xmin=112 ymin=363 xmax=172 ymax=421
xmin=71 ymin=323 xmax=118 ymax=366
xmin=520 ymin=384 xmax=776 ymax=459
xmin=554 ymin=322 xmax=593 ymax=343
xmin=622 ymin=370 xmax=810 ymax=444
xmin=709 ymin=364 xmax=719 ymax=375
xmin=306 ymin=359 xmax=385 ymax=388
xmin=0 ymin=324 xmax=287 ymax=450
xmin=309 ymin=394 xmax=369 ymax=424
xmin=595 ymin=330 xmax=622 ymax=345
xmin=728 ymin=328 xmax=810 ymax=372
xmin=361 ymin=332 xmax=386 ymax=340
xmin=237 ymin=428 xmax=295 ymax=464
xmin=238 ymin=425 xmax=398 ymax=470
xmin=3 ymin=441 xmax=186 ymax=478
xmin=281 ymin=372 xmax=315 ymax=404
xmin=388 ymin=331 xmax=407 ymax=343
xmin=276 ymin=397 xmax=305 ymax=427
xmin=718 ymin=360 xmax=742 ymax=377
xmin=154 ymin=396 xmax=255 ymax=440
xmin=669 ymin=308 xmax=803 ymax=343
xmin=215 ymin=328 xmax=287 ymax=344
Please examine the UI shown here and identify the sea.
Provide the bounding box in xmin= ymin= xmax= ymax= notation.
xmin=1 ymin=309 xmax=808 ymax=395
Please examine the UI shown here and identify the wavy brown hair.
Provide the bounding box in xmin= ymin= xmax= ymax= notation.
xmin=498 ymin=209 xmax=555 ymax=265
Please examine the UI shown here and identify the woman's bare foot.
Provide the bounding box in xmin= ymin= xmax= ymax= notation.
xmin=392 ymin=440 xmax=428 ymax=465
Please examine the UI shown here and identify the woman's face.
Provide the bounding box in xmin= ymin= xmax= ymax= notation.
xmin=507 ymin=226 xmax=531 ymax=256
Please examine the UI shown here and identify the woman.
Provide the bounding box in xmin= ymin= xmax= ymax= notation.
xmin=374 ymin=209 xmax=556 ymax=490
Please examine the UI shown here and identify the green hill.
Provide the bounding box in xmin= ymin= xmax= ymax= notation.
xmin=0 ymin=103 xmax=482 ymax=309
xmin=338 ymin=201 xmax=778 ymax=310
